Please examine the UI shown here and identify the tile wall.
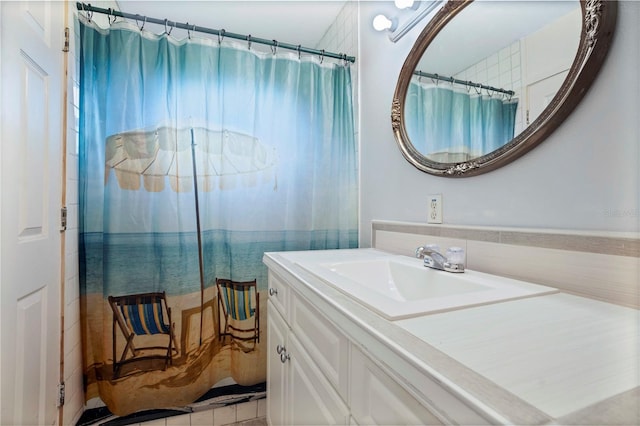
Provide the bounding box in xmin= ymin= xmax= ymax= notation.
xmin=316 ymin=1 xmax=360 ymax=174
xmin=64 ymin=3 xmax=117 ymax=424
xmin=453 ymin=41 xmax=524 ymax=133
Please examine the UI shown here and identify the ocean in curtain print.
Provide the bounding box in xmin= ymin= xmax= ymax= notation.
xmin=81 ymin=229 xmax=357 ymax=296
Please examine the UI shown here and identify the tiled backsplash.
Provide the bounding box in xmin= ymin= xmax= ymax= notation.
xmin=372 ymin=220 xmax=639 ymax=309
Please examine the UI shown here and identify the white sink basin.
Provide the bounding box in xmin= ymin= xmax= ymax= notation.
xmin=298 ymin=253 xmax=558 ymax=320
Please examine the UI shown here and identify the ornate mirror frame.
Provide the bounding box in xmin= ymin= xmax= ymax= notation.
xmin=392 ymin=0 xmax=618 ymax=177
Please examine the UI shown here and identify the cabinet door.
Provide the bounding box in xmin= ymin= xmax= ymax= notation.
xmin=267 ymin=301 xmax=288 ymax=426
xmin=350 ymin=347 xmax=444 ymax=426
xmin=291 ymin=293 xmax=350 ymax=400
xmin=288 ymin=333 xmax=350 ymax=425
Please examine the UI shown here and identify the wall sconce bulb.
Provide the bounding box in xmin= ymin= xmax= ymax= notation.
xmin=394 ymin=0 xmax=417 ymax=10
xmin=372 ymin=14 xmax=396 ymax=32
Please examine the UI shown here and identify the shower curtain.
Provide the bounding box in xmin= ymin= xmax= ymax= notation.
xmin=78 ymin=16 xmax=357 ymax=416
xmin=406 ymin=80 xmax=518 ymax=162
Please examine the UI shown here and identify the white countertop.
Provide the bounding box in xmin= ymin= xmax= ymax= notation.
xmin=264 ymin=248 xmax=640 ymax=424
xmin=397 ymin=293 xmax=639 ymax=419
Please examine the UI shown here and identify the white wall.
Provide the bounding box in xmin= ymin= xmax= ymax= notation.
xmin=358 ymin=1 xmax=640 ymax=246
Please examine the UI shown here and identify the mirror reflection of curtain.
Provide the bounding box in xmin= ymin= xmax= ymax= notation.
xmin=78 ymin=17 xmax=357 ymax=417
xmin=406 ymin=80 xmax=518 ymax=161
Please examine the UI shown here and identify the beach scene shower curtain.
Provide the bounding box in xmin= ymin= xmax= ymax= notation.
xmin=406 ymin=80 xmax=518 ymax=162
xmin=78 ymin=16 xmax=357 ymax=416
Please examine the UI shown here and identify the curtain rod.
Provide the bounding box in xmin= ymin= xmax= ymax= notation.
xmin=76 ymin=2 xmax=356 ymax=64
xmin=414 ymin=70 xmax=515 ymax=97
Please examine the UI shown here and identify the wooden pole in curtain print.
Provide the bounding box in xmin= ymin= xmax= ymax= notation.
xmin=190 ymin=128 xmax=206 ymax=346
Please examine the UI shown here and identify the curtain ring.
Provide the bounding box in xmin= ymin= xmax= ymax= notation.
xmin=163 ymin=19 xmax=174 ymax=36
xmin=137 ymin=16 xmax=146 ymax=31
xmin=107 ymin=8 xmax=116 ymax=25
xmin=320 ymin=49 xmax=325 ymax=64
xmin=297 ymin=45 xmax=301 ymax=60
xmin=218 ymin=29 xmax=225 ymax=45
xmin=271 ymin=40 xmax=278 ymax=55
xmin=84 ymin=4 xmax=93 ymax=22
xmin=247 ymin=34 xmax=252 ymax=50
xmin=186 ymin=22 xmax=191 ymax=39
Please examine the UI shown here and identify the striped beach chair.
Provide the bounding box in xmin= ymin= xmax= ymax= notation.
xmin=216 ymin=278 xmax=260 ymax=348
xmin=108 ymin=291 xmax=177 ymax=379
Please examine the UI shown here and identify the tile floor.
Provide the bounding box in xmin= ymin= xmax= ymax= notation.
xmin=135 ymin=398 xmax=267 ymax=426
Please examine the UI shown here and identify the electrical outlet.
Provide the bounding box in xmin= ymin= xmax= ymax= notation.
xmin=428 ymin=194 xmax=442 ymax=224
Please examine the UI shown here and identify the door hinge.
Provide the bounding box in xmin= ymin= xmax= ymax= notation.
xmin=62 ymin=27 xmax=70 ymax=52
xmin=60 ymin=206 xmax=67 ymax=232
xmin=57 ymin=382 xmax=65 ymax=407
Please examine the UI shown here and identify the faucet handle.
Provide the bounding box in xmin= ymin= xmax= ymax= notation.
xmin=444 ymin=247 xmax=465 ymax=273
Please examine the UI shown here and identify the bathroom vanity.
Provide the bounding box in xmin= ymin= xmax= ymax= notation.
xmin=263 ymin=248 xmax=639 ymax=425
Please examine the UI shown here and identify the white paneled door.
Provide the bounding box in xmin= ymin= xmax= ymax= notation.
xmin=526 ymin=70 xmax=569 ymax=126
xmin=1 ymin=1 xmax=64 ymax=425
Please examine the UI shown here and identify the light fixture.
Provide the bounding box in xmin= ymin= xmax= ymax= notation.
xmin=372 ymin=14 xmax=397 ymax=32
xmin=394 ymin=0 xmax=418 ymax=10
xmin=372 ymin=1 xmax=442 ymax=42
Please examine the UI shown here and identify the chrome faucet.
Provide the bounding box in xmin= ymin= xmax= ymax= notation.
xmin=415 ymin=245 xmax=465 ymax=273
xmin=415 ymin=245 xmax=448 ymax=270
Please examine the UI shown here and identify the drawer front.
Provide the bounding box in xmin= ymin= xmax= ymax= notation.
xmin=350 ymin=347 xmax=444 ymax=426
xmin=267 ymin=270 xmax=290 ymax=323
xmin=291 ymin=293 xmax=349 ymax=401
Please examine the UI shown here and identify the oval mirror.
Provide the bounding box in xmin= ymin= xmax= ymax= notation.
xmin=392 ymin=0 xmax=617 ymax=177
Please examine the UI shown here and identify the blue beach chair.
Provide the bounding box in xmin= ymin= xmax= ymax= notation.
xmin=216 ymin=278 xmax=260 ymax=348
xmin=108 ymin=291 xmax=177 ymax=379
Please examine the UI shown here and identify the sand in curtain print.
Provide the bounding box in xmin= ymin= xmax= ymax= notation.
xmin=81 ymin=289 xmax=266 ymax=416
